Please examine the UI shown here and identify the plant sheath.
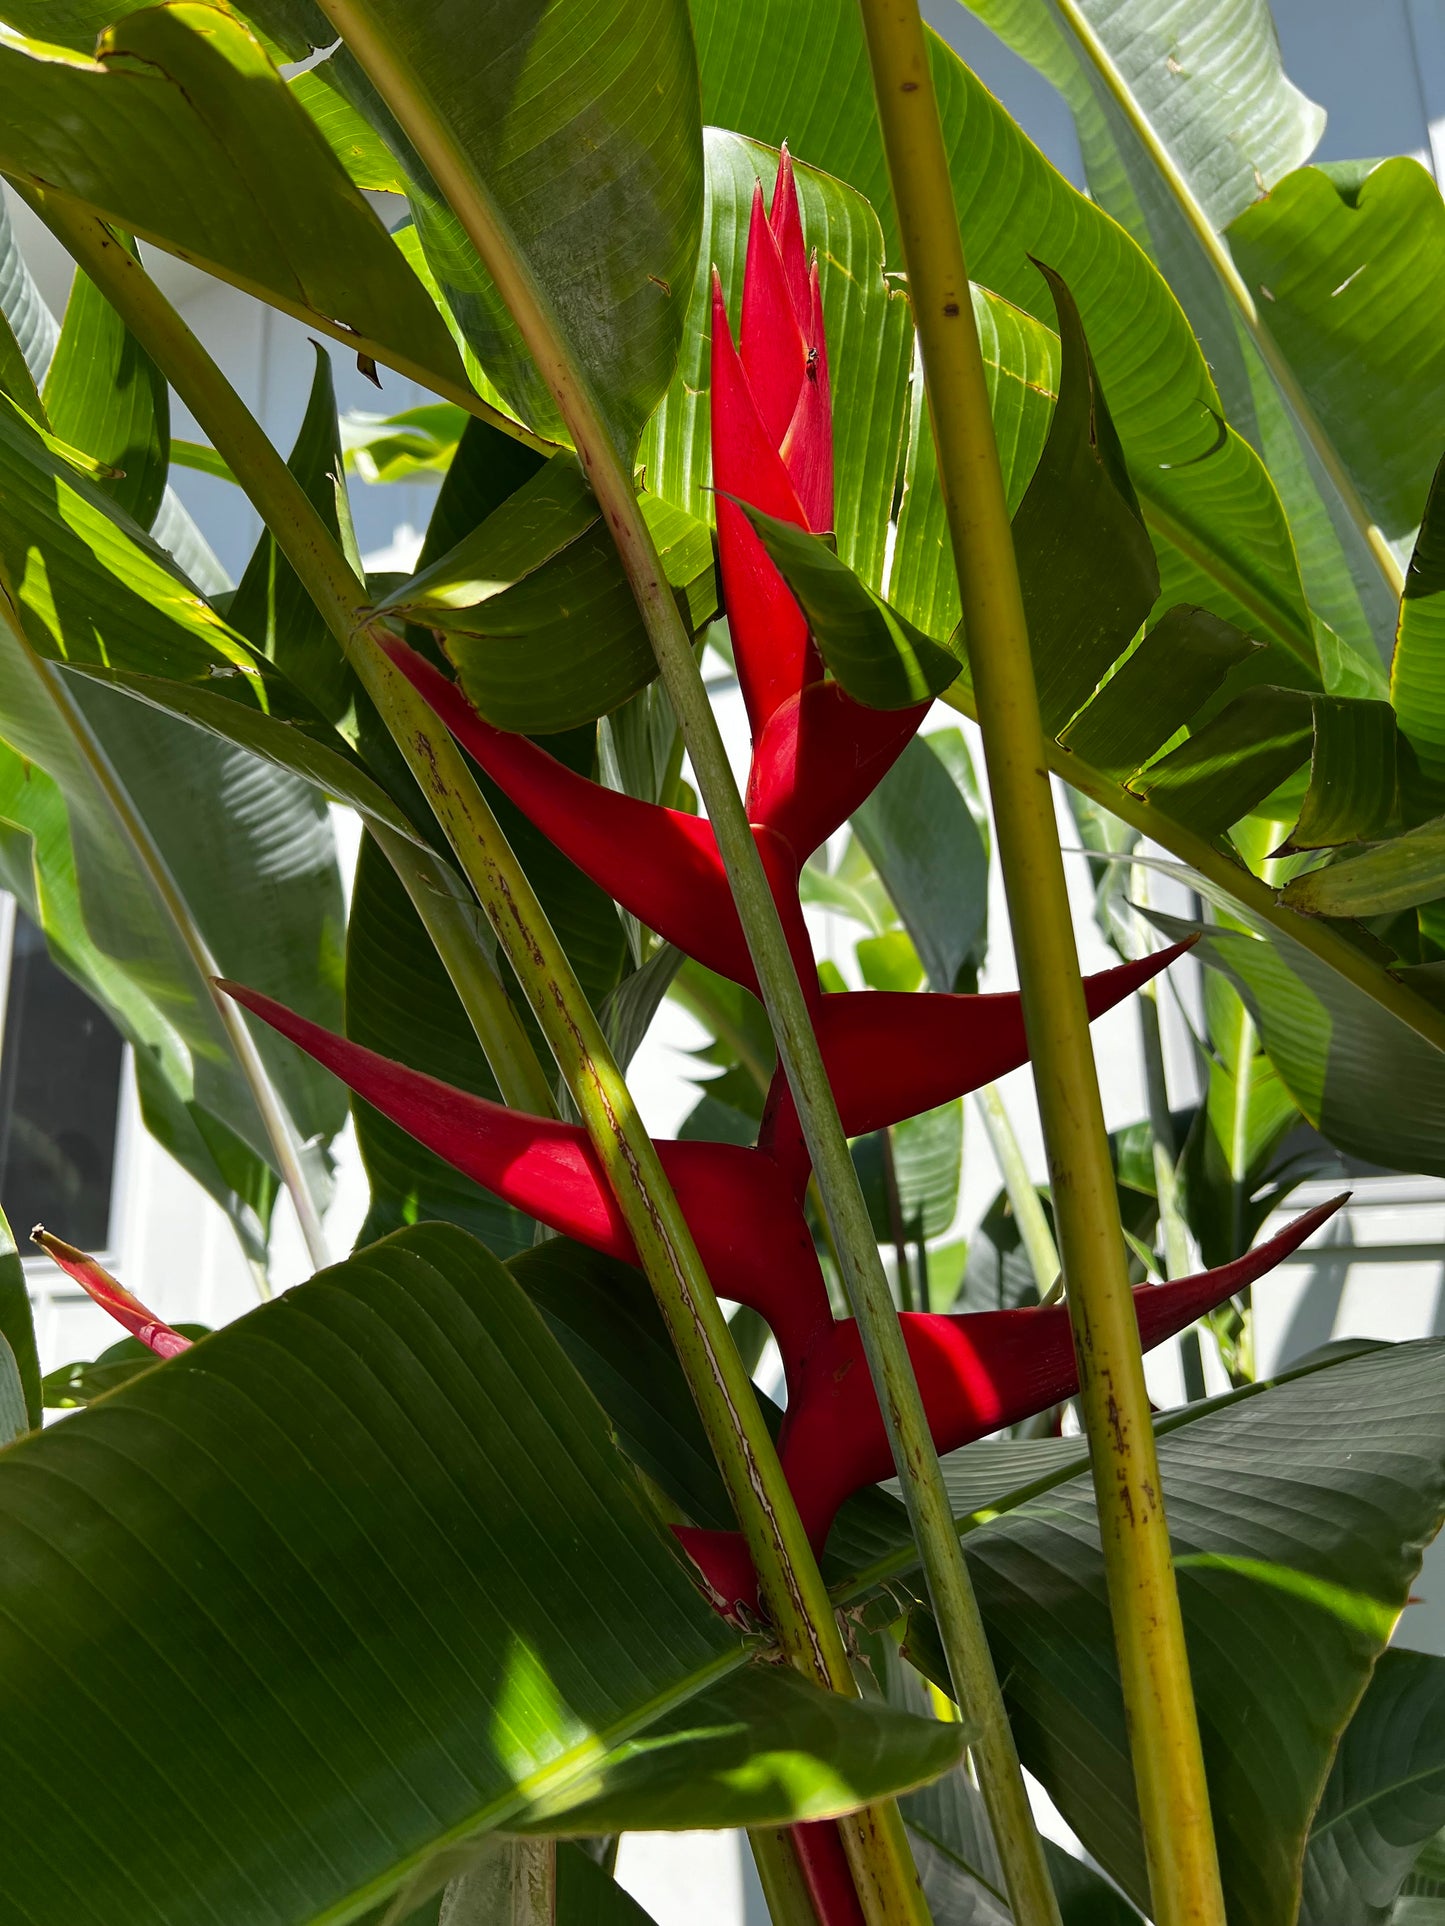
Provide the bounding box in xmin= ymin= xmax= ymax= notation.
xmin=854 ymin=5 xmax=1225 ymax=1924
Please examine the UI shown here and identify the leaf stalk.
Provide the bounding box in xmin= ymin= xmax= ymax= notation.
xmin=855 ymin=3 xmax=1224 ymax=1922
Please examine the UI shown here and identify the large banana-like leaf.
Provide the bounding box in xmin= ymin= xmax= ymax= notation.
xmin=0 ymin=5 xmax=477 ymax=411
xmin=692 ymin=0 xmax=1320 ymax=677
xmin=0 ymin=1207 xmax=37 ymax=1431
xmin=0 ymin=1222 xmax=962 ymax=1925
xmin=1229 ymin=157 xmax=1445 ymax=543
xmin=1299 ymin=1648 xmax=1445 ymax=1926
xmin=943 ymin=0 xmax=1398 ymax=665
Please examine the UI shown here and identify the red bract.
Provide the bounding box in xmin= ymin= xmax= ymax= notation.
xmin=32 ymin=1228 xmax=191 ymax=1359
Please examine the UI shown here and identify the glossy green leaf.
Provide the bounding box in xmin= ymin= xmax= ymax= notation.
xmin=1392 ymin=453 xmax=1445 ymax=782
xmin=950 ymin=0 xmax=1388 ymax=670
xmin=229 ymin=343 xmax=361 ymax=730
xmin=0 ymin=6 xmax=471 ymax=407
xmin=1282 ymin=818 xmax=1445 ymax=920
xmin=901 ymin=1341 xmax=1445 ymax=1926
xmin=854 ymin=1103 xmax=964 ymax=1251
xmin=0 ymin=1332 xmax=26 ymax=1447
xmin=851 ymin=728 xmax=989 ymax=994
xmin=1058 ymin=604 xmax=1262 ymax=782
xmin=1148 ymin=881 xmax=1445 ymax=1179
xmin=736 ymin=503 xmax=960 ymax=710
xmin=439 ymin=493 xmax=715 ymax=734
xmin=643 ymin=127 xmax=913 ymax=596
xmin=1228 ymin=159 xmax=1445 ymax=539
xmin=1128 ymin=686 xmax=1314 ymax=837
xmin=41 ymin=1326 xmax=212 ymax=1409
xmin=0 ymin=1221 xmax=962 ymax=1924
xmin=42 ymin=243 xmax=168 ymax=529
xmin=695 ymin=0 xmax=1320 ymax=677
xmin=1011 ymin=261 xmax=1159 ymax=734
xmin=1285 ymin=697 xmax=1402 ymax=851
xmin=0 ymin=1206 xmax=38 ymax=1431
xmin=341 ymin=403 xmax=469 ymax=484
xmin=1300 ymin=1649 xmax=1445 ymax=1926
xmin=280 ymin=0 xmax=703 ymax=458
xmin=513 ymin=1664 xmax=964 ymax=1835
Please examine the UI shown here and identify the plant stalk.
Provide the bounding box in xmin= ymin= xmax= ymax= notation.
xmin=34 ymin=185 xmax=926 ymax=1926
xmin=856 ymin=4 xmax=1223 ymax=1923
xmin=17 ymin=635 xmax=329 ymax=1275
xmin=303 ymin=7 xmax=1032 ymax=1920
xmin=750 ymin=1829 xmax=827 ymax=1926
xmin=972 ymin=1084 xmax=1060 ymax=1299
xmin=1045 ymin=0 xmax=1403 ymax=600
xmin=367 ymin=823 xmax=557 ymax=1118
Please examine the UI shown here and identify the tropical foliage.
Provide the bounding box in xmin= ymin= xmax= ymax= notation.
xmin=0 ymin=2 xmax=1442 ymax=1924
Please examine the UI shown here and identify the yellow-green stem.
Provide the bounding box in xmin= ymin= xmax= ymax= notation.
xmin=749 ymin=1829 xmax=826 ymax=1926
xmin=33 ymin=184 xmax=927 ymax=1926
xmin=972 ymin=1084 xmax=1060 ymax=1299
xmin=856 ymin=5 xmax=1223 ymax=1923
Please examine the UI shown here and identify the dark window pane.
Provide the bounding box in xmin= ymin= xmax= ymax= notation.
xmin=0 ymin=910 xmax=123 ymax=1248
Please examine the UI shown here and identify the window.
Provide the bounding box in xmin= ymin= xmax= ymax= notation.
xmin=0 ymin=904 xmax=125 ymax=1250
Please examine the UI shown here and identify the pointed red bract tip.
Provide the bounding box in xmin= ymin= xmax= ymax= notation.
xmin=740 ymin=178 xmax=808 ymax=447
xmin=711 ymin=279 xmax=821 ymax=736
xmin=33 ymin=1228 xmax=190 ymax=1359
xmin=768 ymin=144 xmax=811 ymax=324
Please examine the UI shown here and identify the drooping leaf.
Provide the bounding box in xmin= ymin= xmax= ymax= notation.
xmin=1228 ymin=158 xmax=1445 ymax=540
xmin=41 ymin=241 xmax=169 ymax=530
xmin=1284 ymin=697 xmax=1403 ymax=851
xmin=1299 ymin=1648 xmax=1445 ymax=1926
xmin=735 ymin=503 xmax=960 ymax=709
xmin=851 ymin=728 xmax=989 ymax=994
xmin=1011 ymin=261 xmax=1159 ymax=734
xmin=1128 ymin=686 xmax=1314 ymax=837
xmin=1282 ymin=819 xmax=1445 ymax=920
xmin=0 ymin=6 xmax=472 ymax=408
xmin=1392 ymin=452 xmax=1445 ymax=783
xmin=1058 ymin=605 xmax=1262 ymax=783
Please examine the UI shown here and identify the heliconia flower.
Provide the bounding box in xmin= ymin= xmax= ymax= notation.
xmin=671 ymin=1195 xmax=1347 ymax=1616
xmin=32 ymin=1228 xmax=191 ymax=1359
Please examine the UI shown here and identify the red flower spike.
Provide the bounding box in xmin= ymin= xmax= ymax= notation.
xmin=760 ymin=946 xmax=1195 ymax=1164
xmin=32 ymin=1227 xmax=191 ymax=1359
xmin=746 ymin=680 xmax=926 ymax=861
xmin=380 ymin=633 xmax=821 ymax=999
xmin=740 ymin=180 xmax=810 ymax=450
xmin=676 ymin=1193 xmax=1349 ymax=1614
xmin=218 ymin=983 xmax=835 ymax=1368
xmin=780 ymin=261 xmax=833 ymax=533
xmin=711 ymin=274 xmax=822 ymax=736
xmin=767 ymin=144 xmax=812 ymax=324
xmin=794 ymin=1824 xmax=868 ymax=1926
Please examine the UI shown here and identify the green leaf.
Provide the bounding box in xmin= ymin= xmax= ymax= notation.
xmin=734 ymin=502 xmax=961 ymax=709
xmin=0 ymin=1205 xmax=39 ymax=1431
xmin=852 ymin=728 xmax=989 ymax=993
xmin=40 ymin=1326 xmax=212 ymax=1409
xmin=1393 ymin=453 xmax=1445 ymax=783
xmin=1011 ymin=261 xmax=1159 ymax=734
xmin=1148 ymin=879 xmax=1445 ymax=1181
xmin=1283 ymin=818 xmax=1445 ymax=920
xmin=1128 ymin=686 xmax=1314 ymax=837
xmin=296 ymin=0 xmax=703 ymax=459
xmin=0 ymin=1221 xmax=960 ymax=1923
xmin=854 ymin=1104 xmax=964 ymax=1248
xmin=512 ymin=1664 xmax=964 ymax=1835
xmin=1228 ymin=159 xmax=1445 ymax=539
xmin=643 ymin=127 xmax=913 ymax=597
xmin=1300 ymin=1649 xmax=1445 ymax=1926
xmin=695 ymin=0 xmax=1320 ymax=677
xmin=902 ymin=1341 xmax=1445 ymax=1926
xmin=949 ymin=0 xmax=1387 ymax=671
xmin=1058 ymin=605 xmax=1262 ymax=783
xmin=229 ymin=342 xmax=361 ymax=730
xmin=1285 ymin=697 xmax=1403 ymax=851
xmin=0 ymin=6 xmax=472 ymax=409
xmin=341 ymin=403 xmax=469 ymax=484
xmin=438 ymin=493 xmax=715 ymax=734
xmin=0 ymin=1331 xmax=26 ymax=1447
xmin=42 ymin=241 xmax=168 ymax=530
xmin=399 ymin=1841 xmax=656 ymax=1926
